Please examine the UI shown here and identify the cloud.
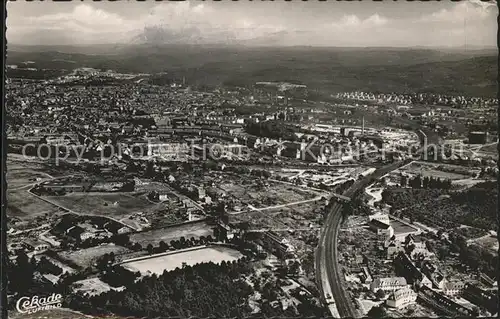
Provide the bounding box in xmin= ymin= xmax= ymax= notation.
xmin=469 ymin=0 xmax=497 ymax=9
xmin=5 ymin=1 xmax=497 ymax=47
xmin=28 ymin=4 xmax=128 ymax=31
xmin=330 ymin=13 xmax=389 ymax=29
xmin=420 ymin=1 xmax=495 ymax=24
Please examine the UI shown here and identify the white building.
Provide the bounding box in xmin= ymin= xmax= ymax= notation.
xmin=370 ymin=277 xmax=408 ymax=292
xmin=386 ymin=288 xmax=417 ymax=309
xmin=443 ymin=281 xmax=466 ymax=297
xmin=369 ymin=212 xmax=391 ymax=225
xmin=368 ymin=219 xmax=394 ymax=239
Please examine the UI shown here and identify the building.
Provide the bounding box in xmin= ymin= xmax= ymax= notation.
xmin=394 ymin=252 xmax=432 ymax=288
xmin=418 ymin=285 xmax=473 ymax=317
xmin=22 ymin=240 xmax=50 ymax=254
xmin=368 ymin=219 xmax=394 ymax=239
xmin=462 ymin=284 xmax=498 ymax=314
xmin=361 ymin=266 xmax=373 ymax=283
xmin=420 ymin=261 xmax=446 ymax=289
xmin=259 ymin=231 xmax=295 ymax=259
xmin=80 ymin=232 xmax=95 ymax=241
xmin=409 ymin=247 xmax=434 ymax=261
xmin=387 ymin=241 xmax=405 ymax=260
xmin=404 ymin=234 xmax=427 ymax=250
xmin=369 ymin=212 xmax=390 ymax=225
xmin=196 ymin=186 xmax=206 ymax=200
xmin=468 ymin=131 xmax=488 ymax=144
xmin=370 ymin=277 xmax=408 ymax=292
xmin=386 ymin=287 xmax=417 ymax=309
xmin=479 ymin=272 xmax=497 ymax=288
xmin=443 ymin=281 xmax=466 ymax=297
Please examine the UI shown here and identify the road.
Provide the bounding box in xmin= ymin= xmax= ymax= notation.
xmin=317 ymin=160 xmax=408 ymax=318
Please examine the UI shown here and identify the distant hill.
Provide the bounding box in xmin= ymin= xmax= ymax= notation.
xmin=6 ymin=45 xmax=497 ymax=97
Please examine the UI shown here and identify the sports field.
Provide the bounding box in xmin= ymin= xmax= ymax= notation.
xmin=390 ymin=219 xmax=419 ymax=235
xmin=122 ymin=246 xmax=243 ymax=275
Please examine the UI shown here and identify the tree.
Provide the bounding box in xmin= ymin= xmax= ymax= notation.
xmin=367 ymin=306 xmax=387 ymax=318
xmin=375 ymin=289 xmax=386 ymax=300
xmin=159 ymin=241 xmax=168 ymax=252
xmin=400 ymin=175 xmax=408 ymax=187
xmin=147 ymin=244 xmax=154 ymax=255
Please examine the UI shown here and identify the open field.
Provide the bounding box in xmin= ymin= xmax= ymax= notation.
xmin=73 ymin=278 xmax=122 ymax=296
xmin=9 ymin=308 xmax=97 ymax=319
xmin=470 ymin=235 xmax=498 ymax=255
xmin=129 ymin=221 xmax=214 ymax=246
xmin=398 ymin=162 xmax=476 ymax=180
xmin=122 ymin=246 xmax=243 ymax=275
xmin=7 ymin=190 xmax=61 ymax=219
xmin=221 ymin=181 xmax=317 ymax=209
xmin=44 ymin=192 xmax=160 ymax=218
xmin=230 ymin=201 xmax=323 ymax=231
xmin=7 ymin=168 xmax=53 ymax=189
xmin=58 ymin=244 xmax=131 ymax=269
xmin=477 ymin=143 xmax=498 ymax=154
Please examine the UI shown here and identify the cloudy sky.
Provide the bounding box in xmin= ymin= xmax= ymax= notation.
xmin=6 ymin=0 xmax=498 ymax=47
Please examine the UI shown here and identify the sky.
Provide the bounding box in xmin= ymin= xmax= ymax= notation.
xmin=6 ymin=0 xmax=498 ymax=47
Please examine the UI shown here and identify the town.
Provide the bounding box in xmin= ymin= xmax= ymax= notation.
xmin=4 ymin=1 xmax=499 ymax=317
xmin=5 ymin=59 xmax=498 ymax=318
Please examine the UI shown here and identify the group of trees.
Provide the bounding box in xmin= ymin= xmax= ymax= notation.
xmin=68 ymin=261 xmax=255 ymax=318
xmin=7 ymin=251 xmax=63 ymax=296
xmin=383 ymin=183 xmax=497 ymax=231
xmin=95 ymin=252 xmax=116 ymax=271
xmin=343 ymin=197 xmax=372 ymax=217
xmin=99 ymin=265 xmax=140 ymax=288
xmin=448 ymin=232 xmax=498 ymax=278
xmin=223 ymin=165 xmax=272 ymax=179
xmin=7 ymin=250 xmax=37 ymax=295
xmin=400 ymin=174 xmax=452 ymax=189
xmin=245 ymin=120 xmax=299 ymax=141
xmin=37 ymin=256 xmax=63 ymax=276
xmin=143 ymin=235 xmax=216 ymax=255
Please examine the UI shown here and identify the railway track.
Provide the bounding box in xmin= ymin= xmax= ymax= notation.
xmin=317 ymin=160 xmax=408 ymax=317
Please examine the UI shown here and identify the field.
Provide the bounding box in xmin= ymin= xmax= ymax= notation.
xmin=470 ymin=235 xmax=498 ymax=255
xmin=7 ymin=190 xmax=61 ymax=219
xmin=44 ymin=192 xmax=162 ymax=218
xmin=7 ymin=168 xmax=54 ymax=190
xmin=129 ymin=221 xmax=214 ymax=246
xmin=58 ymin=244 xmax=131 ymax=269
xmin=9 ymin=308 xmax=97 ymax=319
xmin=220 ymin=180 xmax=318 ymax=210
xmin=398 ymin=162 xmax=476 ymax=180
xmin=73 ymin=278 xmax=122 ymax=296
xmin=231 ymin=201 xmax=323 ymax=231
xmin=122 ymin=246 xmax=243 ymax=275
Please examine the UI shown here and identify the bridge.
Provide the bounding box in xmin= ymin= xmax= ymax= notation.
xmin=330 ymin=192 xmax=351 ymax=202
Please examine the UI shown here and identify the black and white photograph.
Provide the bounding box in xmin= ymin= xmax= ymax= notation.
xmin=3 ymin=0 xmax=498 ymax=318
